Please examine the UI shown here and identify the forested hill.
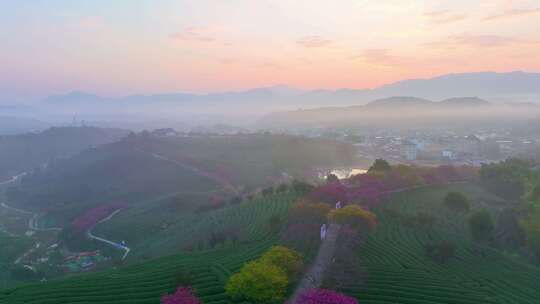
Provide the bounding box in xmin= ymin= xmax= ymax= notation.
xmin=5 ymin=132 xmax=354 ymax=227
xmin=0 ymin=127 xmax=129 ymax=181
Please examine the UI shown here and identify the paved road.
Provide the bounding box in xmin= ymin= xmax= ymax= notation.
xmin=1 ymin=170 xmax=130 ymax=261
xmin=87 ymin=209 xmax=131 ymax=260
xmin=1 ymin=202 xmax=61 ymax=232
xmin=14 ymin=242 xmax=40 ymax=265
xmin=291 ymin=223 xmax=341 ymax=303
xmin=0 ymin=172 xmax=27 ymax=185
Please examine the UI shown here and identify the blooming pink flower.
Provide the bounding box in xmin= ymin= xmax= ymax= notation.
xmin=296 ymin=288 xmax=358 ymax=304
xmin=161 ymin=287 xmax=201 ymax=304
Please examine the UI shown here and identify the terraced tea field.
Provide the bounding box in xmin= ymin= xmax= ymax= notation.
xmin=342 ymin=184 xmax=540 ymax=304
xmin=0 ymin=192 xmax=300 ymax=304
xmin=0 ymin=240 xmax=277 ymax=304
xmin=95 ymin=191 xmax=299 ymax=259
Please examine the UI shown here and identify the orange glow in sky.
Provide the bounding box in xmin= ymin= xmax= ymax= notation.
xmin=1 ymin=0 xmax=539 ymax=102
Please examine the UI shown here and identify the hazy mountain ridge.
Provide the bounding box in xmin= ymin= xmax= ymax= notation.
xmin=258 ymin=96 xmax=540 ymax=129
xmin=3 ymin=71 xmax=539 ymax=131
xmin=34 ymin=71 xmax=540 ymax=109
xmin=376 ymin=71 xmax=540 ymax=98
xmin=365 ymin=96 xmax=491 ymax=108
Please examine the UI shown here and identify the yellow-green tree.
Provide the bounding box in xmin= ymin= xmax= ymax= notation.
xmin=259 ymin=245 xmax=303 ymax=276
xmin=225 ymin=261 xmax=288 ymax=303
xmin=328 ymin=205 xmax=377 ymax=230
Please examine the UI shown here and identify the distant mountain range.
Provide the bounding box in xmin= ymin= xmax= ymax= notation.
xmin=1 ymin=71 xmax=539 ymax=130
xmin=258 ymin=96 xmax=540 ymax=129
xmin=38 ymin=71 xmax=540 ymax=110
xmin=364 ymin=96 xmax=491 ymax=108
xmin=371 ymin=71 xmax=540 ymax=99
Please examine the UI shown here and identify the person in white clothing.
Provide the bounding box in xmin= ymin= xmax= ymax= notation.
xmin=320 ymin=223 xmax=327 ymax=240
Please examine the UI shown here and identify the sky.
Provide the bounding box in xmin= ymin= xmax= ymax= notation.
xmin=0 ymin=0 xmax=539 ymax=103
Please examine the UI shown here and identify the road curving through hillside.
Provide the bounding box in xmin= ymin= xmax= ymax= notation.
xmin=86 ymin=209 xmax=131 ymax=260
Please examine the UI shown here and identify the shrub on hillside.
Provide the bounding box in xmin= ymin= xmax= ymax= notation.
xmin=259 ymin=245 xmax=303 ymax=276
xmin=424 ymin=241 xmax=456 ymax=263
xmin=296 ymin=288 xmax=358 ymax=304
xmin=208 ymin=228 xmax=240 ymax=248
xmin=225 ymin=261 xmax=288 ymax=303
xmin=414 ymin=212 xmax=436 ymax=228
xmin=9 ymin=265 xmax=42 ymax=282
xmin=312 ymin=174 xmax=387 ymax=207
xmin=161 ymin=286 xmax=201 ymax=304
xmin=519 ymin=204 xmax=540 ymax=257
xmin=311 ymin=181 xmax=348 ymax=204
xmin=72 ymin=202 xmax=128 ymax=233
xmin=292 ymin=180 xmax=315 ymax=194
xmin=368 ymin=159 xmax=391 ymax=173
xmin=268 ymin=214 xmax=282 ymax=232
xmin=276 ymin=183 xmax=289 ymax=193
xmin=262 ymin=186 xmax=275 ymax=197
xmin=469 ymin=210 xmax=494 ymax=241
xmin=174 ymin=271 xmax=195 ymax=286
xmin=228 ymin=196 xmax=242 ymax=205
xmin=530 ymin=183 xmax=540 ymax=201
xmin=326 ymin=173 xmax=339 ymax=183
xmin=400 ymin=212 xmax=435 ymax=229
xmin=479 ymin=159 xmax=530 ymax=200
xmin=390 ymin=164 xmax=424 ymax=188
xmin=328 ymin=205 xmax=377 ymax=230
xmin=443 ymin=192 xmax=470 ymax=212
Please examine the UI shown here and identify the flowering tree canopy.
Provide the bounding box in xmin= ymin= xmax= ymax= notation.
xmin=311 ymin=182 xmax=349 ymax=204
xmin=328 ymin=205 xmax=377 ymax=230
xmin=296 ymin=288 xmax=358 ymax=304
xmin=311 ymin=163 xmax=477 ymax=208
xmin=259 ymin=245 xmax=304 ymax=276
xmin=72 ymin=202 xmax=128 ymax=233
xmin=161 ymin=287 xmax=201 ymax=304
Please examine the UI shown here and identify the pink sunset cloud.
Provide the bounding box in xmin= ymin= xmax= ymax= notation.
xmin=296 ymin=36 xmax=332 ymax=48
xmin=355 ymin=49 xmax=405 ymax=67
xmin=484 ymin=8 xmax=540 ymax=21
xmin=424 ymin=10 xmax=467 ymax=25
xmin=427 ymin=34 xmax=519 ymax=49
xmin=170 ymin=26 xmax=218 ymax=43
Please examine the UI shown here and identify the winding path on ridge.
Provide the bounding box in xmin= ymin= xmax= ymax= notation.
xmin=1 ymin=201 xmax=131 ymax=261
xmin=291 ymin=223 xmax=341 ymax=303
